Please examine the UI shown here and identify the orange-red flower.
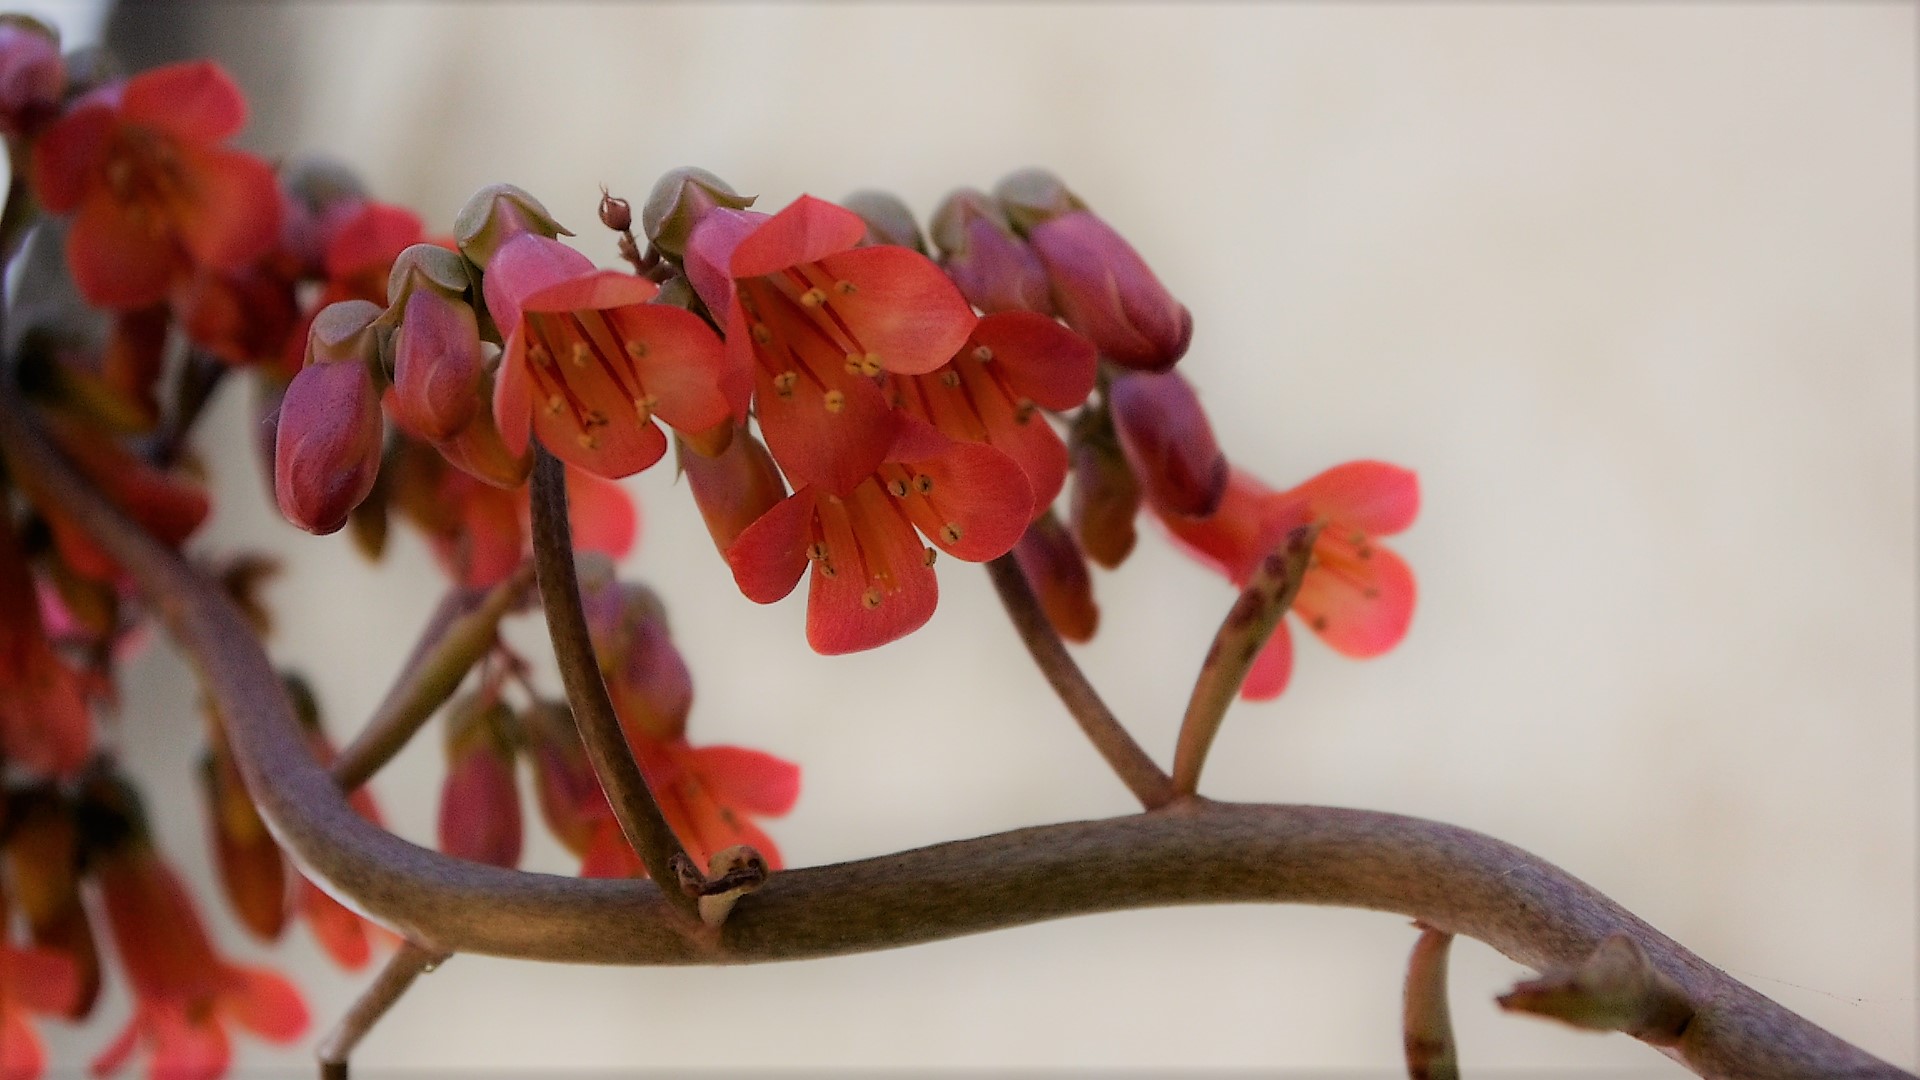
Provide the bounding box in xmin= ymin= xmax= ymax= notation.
xmin=0 ymin=924 xmax=80 ymax=1080
xmin=0 ymin=511 xmax=91 ymax=776
xmin=579 ymin=737 xmax=801 ymax=879
xmin=1162 ymin=461 xmax=1418 ymax=699
xmin=32 ymin=61 xmax=280 ymax=311
xmin=727 ymin=419 xmax=1032 ymax=654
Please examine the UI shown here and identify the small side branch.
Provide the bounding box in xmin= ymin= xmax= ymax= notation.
xmin=331 ymin=565 xmax=533 ymax=792
xmin=527 ymin=449 xmax=700 ymax=924
xmin=985 ymin=555 xmax=1174 ymax=809
xmin=1498 ymin=932 xmax=1696 ymax=1046
xmin=1170 ymin=524 xmax=1318 ymax=796
xmin=316 ymin=940 xmax=448 ymax=1079
xmin=1404 ymin=923 xmax=1461 ymax=1080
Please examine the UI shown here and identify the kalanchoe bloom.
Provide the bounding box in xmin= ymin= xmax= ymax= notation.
xmin=35 ymin=413 xmax=211 ymax=583
xmin=1162 ymin=462 xmax=1418 ymax=700
xmin=485 ymin=232 xmax=732 ymax=478
xmin=427 ymin=366 xmax=532 ymax=490
xmin=0 ymin=15 xmax=64 ymax=138
xmin=1108 ymin=370 xmax=1227 ymax=519
xmin=1012 ymin=509 xmax=1099 ymax=643
xmin=577 ymin=558 xmax=692 ymax=742
xmin=0 ymin=512 xmax=92 ymax=775
xmin=438 ymin=693 xmax=523 ymax=868
xmin=930 ymin=188 xmax=1053 ymax=315
xmin=886 ymin=310 xmax=1097 ymax=511
xmin=640 ymin=167 xmax=755 ymax=263
xmin=727 ymin=418 xmax=1032 ymax=654
xmin=841 ymin=189 xmax=926 ymax=253
xmin=995 ymin=168 xmax=1191 ymax=372
xmin=688 ymin=195 xmax=978 ymax=495
xmin=383 ymin=243 xmax=484 ymax=441
xmin=1066 ymin=402 xmax=1142 ymax=569
xmin=2 ymin=789 xmax=100 ymax=1019
xmin=678 ymin=424 xmax=787 ymax=556
xmin=580 ymin=735 xmax=801 ymax=879
xmin=31 ymin=60 xmax=281 ymax=310
xmin=453 ymin=182 xmax=566 ymax=269
xmin=82 ymin=775 xmax=308 ymax=1080
xmin=274 ymin=300 xmax=385 ymax=535
xmin=198 ymin=746 xmax=287 ymax=942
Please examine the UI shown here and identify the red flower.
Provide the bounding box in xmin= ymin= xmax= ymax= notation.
xmin=0 ymin=932 xmax=80 ymax=1080
xmin=35 ymin=415 xmax=210 ymax=583
xmin=690 ymin=196 xmax=977 ymax=495
xmin=32 ymin=61 xmax=280 ymax=311
xmin=886 ymin=311 xmax=1096 ymax=512
xmin=0 ymin=512 xmax=91 ymax=776
xmin=727 ymin=419 xmax=1032 ymax=654
xmin=1162 ymin=462 xmax=1418 ymax=700
xmin=89 ymin=849 xmax=307 ymax=1080
xmin=580 ymin=737 xmax=801 ymax=878
xmin=486 ymin=233 xmax=731 ymax=479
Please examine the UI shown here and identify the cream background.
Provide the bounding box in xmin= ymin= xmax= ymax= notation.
xmin=24 ymin=3 xmax=1918 ymax=1076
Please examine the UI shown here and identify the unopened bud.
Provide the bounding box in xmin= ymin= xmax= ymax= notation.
xmin=679 ymin=423 xmax=787 ymax=555
xmin=682 ymin=206 xmax=766 ymax=316
xmin=931 ymin=188 xmax=1052 ymax=315
xmin=641 ymin=167 xmax=755 ymax=262
xmin=992 ymin=168 xmax=1087 ymax=233
xmin=384 ymin=245 xmax=483 ymax=442
xmin=598 ymin=187 xmax=633 ymax=233
xmin=1068 ymin=404 xmax=1142 ymax=569
xmin=578 ymin=557 xmax=692 ymax=742
xmin=841 ymin=189 xmax=925 ymax=253
xmin=518 ymin=700 xmax=604 ymax=857
xmin=1012 ymin=510 xmax=1099 ymax=642
xmin=198 ymin=749 xmax=289 ymax=941
xmin=1108 ymin=370 xmax=1226 ymax=518
xmin=275 ymin=302 xmax=385 ymax=535
xmin=437 ymin=694 xmax=523 ymax=868
xmin=454 ymin=182 xmax=569 ymax=269
xmin=0 ymin=15 xmax=64 ymax=139
xmin=433 ymin=368 xmax=532 ymax=489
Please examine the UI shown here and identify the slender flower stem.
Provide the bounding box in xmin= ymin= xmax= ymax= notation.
xmin=528 ymin=448 xmax=700 ymax=923
xmin=1170 ymin=523 xmax=1319 ymax=796
xmin=3 ymin=388 xmax=1905 ymax=1080
xmin=1404 ymin=923 xmax=1461 ymax=1080
xmin=985 ymin=554 xmax=1175 ymax=809
xmin=316 ymin=940 xmax=449 ymax=1079
xmin=330 ymin=564 xmax=534 ymax=792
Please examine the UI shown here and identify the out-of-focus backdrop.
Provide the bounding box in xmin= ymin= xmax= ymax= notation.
xmin=23 ymin=2 xmax=1918 ymax=1076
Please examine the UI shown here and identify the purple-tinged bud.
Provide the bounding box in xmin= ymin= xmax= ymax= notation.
xmin=438 ymin=693 xmax=523 ymax=869
xmin=995 ymin=169 xmax=1192 ymax=371
xmin=454 ymin=183 xmax=568 ymax=269
xmin=1108 ymin=370 xmax=1226 ymax=518
xmin=931 ymin=188 xmax=1053 ymax=315
xmin=274 ymin=301 xmax=385 ymax=535
xmin=682 ymin=206 xmax=765 ymax=316
xmin=598 ymin=187 xmax=633 ymax=233
xmin=1068 ymin=404 xmax=1141 ymax=569
xmin=0 ymin=15 xmax=64 ymax=139
xmin=518 ymin=699 xmax=603 ymax=857
xmin=641 ymin=167 xmax=755 ymax=262
xmin=433 ymin=364 xmax=531 ymax=489
xmin=384 ymin=244 xmax=483 ymax=442
xmin=1013 ymin=509 xmax=1099 ymax=642
xmin=578 ymin=555 xmax=693 ymax=742
xmin=678 ymin=423 xmax=787 ymax=555
xmin=841 ymin=189 xmax=925 ymax=253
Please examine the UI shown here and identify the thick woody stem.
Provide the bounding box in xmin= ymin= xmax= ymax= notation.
xmin=985 ymin=554 xmax=1175 ymax=809
xmin=527 ymin=448 xmax=699 ymax=923
xmin=1404 ymin=923 xmax=1461 ymax=1080
xmin=316 ymin=940 xmax=448 ymax=1079
xmin=1170 ymin=523 xmax=1318 ymax=796
xmin=2 ymin=389 xmax=1906 ymax=1080
xmin=331 ymin=565 xmax=533 ymax=792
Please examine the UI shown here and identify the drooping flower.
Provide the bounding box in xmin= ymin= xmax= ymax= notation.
xmin=687 ymin=195 xmax=977 ymax=495
xmin=0 ymin=907 xmax=81 ymax=1080
xmin=31 ymin=61 xmax=281 ymax=311
xmin=485 ymin=232 xmax=732 ymax=479
xmin=0 ymin=511 xmax=91 ymax=776
xmin=34 ymin=414 xmax=210 ymax=584
xmin=1 ymin=789 xmax=100 ymax=1020
xmin=1161 ymin=461 xmax=1418 ymax=700
xmin=886 ymin=310 xmax=1096 ymax=512
xmin=726 ymin=418 xmax=1032 ymax=654
xmin=578 ymin=560 xmax=691 ymax=742
xmin=678 ymin=423 xmax=788 ymax=557
xmin=1011 ymin=509 xmax=1100 ymax=643
xmin=578 ymin=737 xmax=801 ymax=879
xmin=1107 ymin=369 xmax=1227 ymax=519
xmin=437 ymin=693 xmax=523 ymax=869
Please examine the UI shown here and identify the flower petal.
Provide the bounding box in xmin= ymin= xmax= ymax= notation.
xmin=149 ymin=1005 xmax=230 ymax=1080
xmin=1287 ymin=460 xmax=1420 ymax=537
xmin=972 ymin=310 xmax=1097 ymax=412
xmin=565 ymin=467 xmax=639 ymax=559
xmin=604 ymin=303 xmax=735 ymax=433
xmin=728 ymin=195 xmax=865 ymax=279
xmin=813 ymin=244 xmax=977 ymax=376
xmin=119 ymin=61 xmax=245 ymax=143
xmin=2 ymin=1005 xmax=46 ymax=1079
xmin=29 ymin=98 xmax=112 ymax=213
xmin=299 ymin=881 xmax=372 ymax=971
xmin=1157 ymin=468 xmax=1285 ymax=585
xmin=220 ymin=965 xmax=309 ymax=1043
xmin=66 ymin=187 xmax=179 ymax=309
xmin=724 ymin=487 xmax=815 ymax=605
xmin=805 ymin=484 xmax=937 ymax=655
xmin=687 ymin=745 xmax=800 ymax=816
xmin=885 ymin=424 xmax=1032 ymax=562
xmin=1293 ymin=540 xmax=1415 ymax=658
xmin=169 ymin=144 xmax=282 ymax=273
xmin=1239 ymin=621 xmax=1294 ymax=701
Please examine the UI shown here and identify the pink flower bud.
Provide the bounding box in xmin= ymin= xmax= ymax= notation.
xmin=678 ymin=423 xmax=788 ymax=555
xmin=1067 ymin=406 xmax=1141 ymax=569
xmin=578 ymin=558 xmax=693 ymax=743
xmin=274 ymin=302 xmax=385 ymax=535
xmin=1012 ymin=510 xmax=1099 ymax=642
xmin=598 ymin=188 xmax=633 ymax=234
xmin=931 ymin=188 xmax=1052 ymax=315
xmin=641 ymin=167 xmax=755 ymax=261
xmin=385 ymin=244 xmax=483 ymax=442
xmin=454 ymin=182 xmax=567 ymax=269
xmin=995 ymin=169 xmax=1191 ymax=371
xmin=0 ymin=15 xmax=64 ymax=138
xmin=437 ymin=695 xmax=522 ymax=868
xmin=841 ymin=189 xmax=926 ymax=253
xmin=519 ymin=700 xmax=605 ymax=857
xmin=433 ymin=368 xmax=532 ymax=490
xmin=1108 ymin=370 xmax=1226 ymax=518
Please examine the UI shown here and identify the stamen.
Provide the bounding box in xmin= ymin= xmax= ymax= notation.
xmin=570 ymin=342 xmax=592 ymax=368
xmin=923 ymin=546 xmax=938 ymax=566
xmin=940 ymin=523 xmax=963 ymax=544
xmin=862 ymin=587 xmax=883 ymax=609
xmin=1311 ymin=615 xmax=1330 ymax=632
xmin=886 ymin=479 xmax=908 ymax=498
xmin=808 ymin=542 xmax=830 ymax=561
xmin=859 ymin=352 xmax=883 ymax=376
xmin=835 ymin=280 xmax=857 ymax=295
xmin=577 ymin=433 xmax=600 ymax=450
xmin=823 ymin=390 xmax=846 ymax=413
xmin=800 ymin=288 xmax=827 ymax=307
xmin=845 ymin=353 xmax=865 ymax=375
xmin=940 ymin=370 xmax=961 ymax=389
xmin=530 ymin=343 xmax=554 ymax=367
xmin=634 ymin=394 xmax=659 ymax=421
xmin=751 ymin=323 xmax=773 ymax=345
xmin=972 ymin=346 xmax=993 ymax=363
xmin=913 ymin=475 xmax=934 ymax=495
xmin=582 ymin=409 xmax=609 ymax=428
xmin=544 ymin=394 xmax=565 ymax=416
xmin=1014 ymin=398 xmax=1037 ymax=423
xmin=625 ymin=340 xmax=649 ymax=359
xmin=772 ymin=371 xmax=799 ymax=397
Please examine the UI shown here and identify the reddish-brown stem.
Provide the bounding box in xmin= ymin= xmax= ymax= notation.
xmin=316 ymin=940 xmax=448 ymax=1079
xmin=985 ymin=554 xmax=1175 ymax=809
xmin=527 ymin=448 xmax=700 ymax=924
xmin=1404 ymin=923 xmax=1461 ymax=1080
xmin=2 ymin=388 xmax=1906 ymax=1080
xmin=330 ymin=565 xmax=533 ymax=792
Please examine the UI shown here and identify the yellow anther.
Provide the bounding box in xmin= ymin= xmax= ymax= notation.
xmin=940 ymin=523 xmax=963 ymax=544
xmin=751 ymin=323 xmax=773 ymax=345
xmin=972 ymin=346 xmax=993 ymax=363
xmin=807 ymin=542 xmax=830 ymax=562
xmin=859 ymin=352 xmax=883 ymax=376
xmin=583 ymin=409 xmax=609 ymax=428
xmin=823 ymin=390 xmax=846 ymax=413
xmin=886 ymin=479 xmax=908 ymax=498
xmin=634 ymin=394 xmax=659 ymax=421
xmin=577 ymin=433 xmax=600 ymax=450
xmin=1014 ymin=398 xmax=1037 ymax=423
xmin=772 ymin=371 xmax=798 ymax=397
xmin=544 ymin=394 xmax=564 ymax=416
xmin=570 ymin=342 xmax=592 ymax=367
xmin=800 ymin=287 xmax=827 ymax=307
xmin=625 ymin=340 xmax=649 ymax=359
xmin=913 ymin=474 xmax=934 ymax=495
xmin=530 ymin=344 xmax=553 ymax=367
xmin=835 ymin=280 xmax=857 ymax=295
xmin=861 ymin=587 xmax=883 ymax=609
xmin=940 ymin=370 xmax=961 ymax=389
xmin=845 ymin=353 xmax=865 ymax=374
xmin=923 ymin=546 xmax=938 ymax=567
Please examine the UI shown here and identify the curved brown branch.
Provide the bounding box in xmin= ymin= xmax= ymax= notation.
xmin=1 ymin=390 xmax=1906 ymax=1080
xmin=316 ymin=941 xmax=448 ymax=1079
xmin=985 ymin=554 xmax=1175 ymax=809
